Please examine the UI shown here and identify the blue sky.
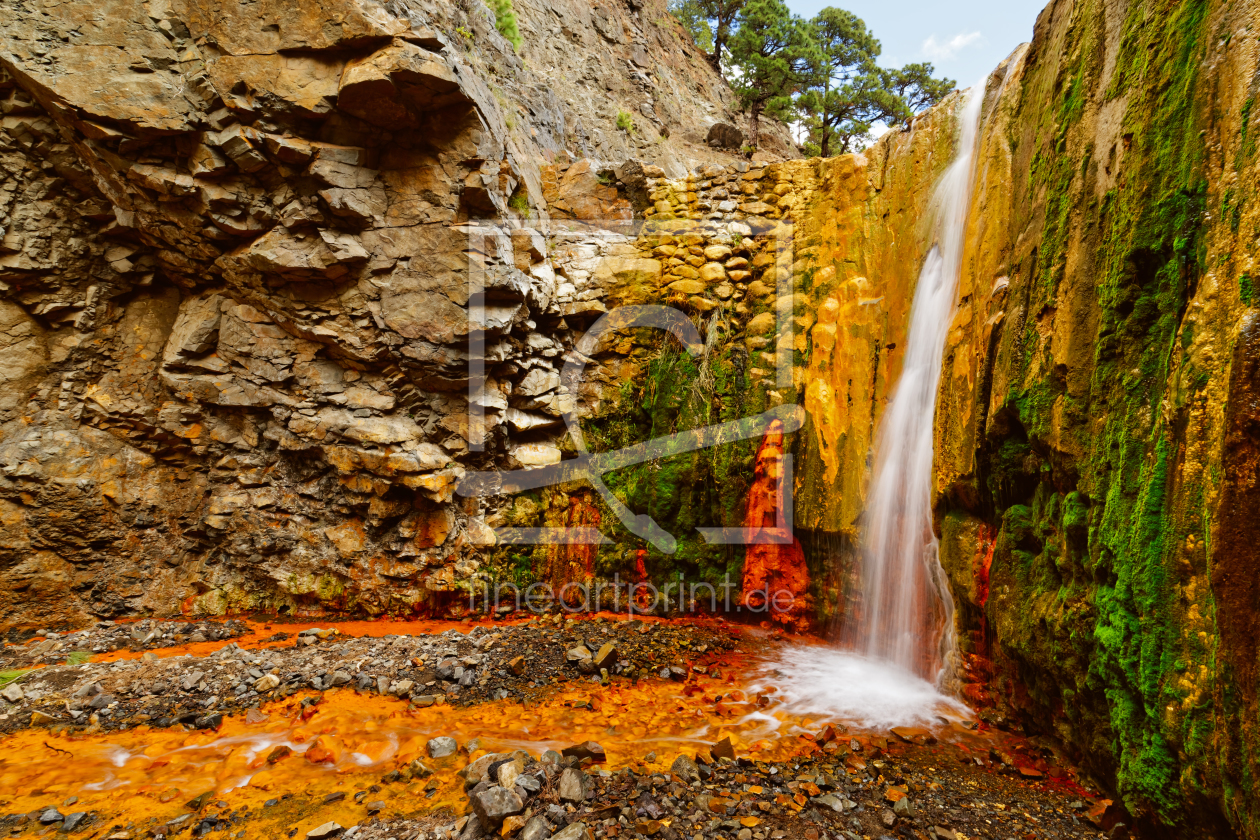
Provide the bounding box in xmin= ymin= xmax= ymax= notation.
xmin=785 ymin=0 xmax=1049 ymax=91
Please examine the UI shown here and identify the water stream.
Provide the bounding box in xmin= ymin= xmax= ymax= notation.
xmin=839 ymin=85 xmax=986 ymax=686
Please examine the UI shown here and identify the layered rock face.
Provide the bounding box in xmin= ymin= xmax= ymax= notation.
xmin=0 ymin=0 xmax=794 ymax=629
xmin=762 ymin=0 xmax=1260 ymax=833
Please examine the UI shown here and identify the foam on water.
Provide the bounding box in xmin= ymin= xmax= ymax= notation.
xmin=748 ymin=644 xmax=971 ymax=733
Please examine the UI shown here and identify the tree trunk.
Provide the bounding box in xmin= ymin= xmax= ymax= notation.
xmin=748 ymin=103 xmax=761 ymax=153
xmin=820 ymin=126 xmax=830 ymax=158
xmin=710 ymin=30 xmax=730 ymax=75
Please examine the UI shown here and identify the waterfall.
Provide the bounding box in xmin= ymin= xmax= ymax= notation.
xmin=843 ymin=85 xmax=985 ymax=685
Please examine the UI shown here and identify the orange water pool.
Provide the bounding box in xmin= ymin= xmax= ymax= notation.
xmin=0 ymin=652 xmax=871 ymax=838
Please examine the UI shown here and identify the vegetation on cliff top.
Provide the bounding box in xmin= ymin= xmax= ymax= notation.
xmin=668 ymin=0 xmax=953 ymax=151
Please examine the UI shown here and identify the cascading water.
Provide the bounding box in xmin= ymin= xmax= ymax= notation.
xmin=755 ymin=84 xmax=986 ymax=727
xmin=841 ymin=84 xmax=986 ymax=684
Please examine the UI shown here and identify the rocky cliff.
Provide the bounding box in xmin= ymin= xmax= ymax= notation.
xmin=741 ymin=0 xmax=1259 ymax=833
xmin=3 ymin=0 xmax=1259 ymax=836
xmin=0 ymin=0 xmax=795 ymax=630
xmin=935 ymin=0 xmax=1258 ymax=835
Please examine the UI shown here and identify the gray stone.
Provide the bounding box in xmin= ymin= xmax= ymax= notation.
xmin=71 ymin=683 xmax=100 ymax=699
xmin=813 ymin=794 xmax=855 ymax=813
xmin=558 ymin=767 xmax=588 ymax=803
xmin=518 ymin=815 xmax=552 ymax=840
xmin=893 ymin=797 xmax=915 ymax=818
xmin=62 ymin=812 xmax=89 ymax=831
xmin=469 ymin=784 xmax=524 ymax=830
xmin=1 ymin=683 xmax=24 ymax=703
xmin=550 ymin=823 xmax=590 ymax=840
xmin=427 ymin=736 xmax=458 ymax=758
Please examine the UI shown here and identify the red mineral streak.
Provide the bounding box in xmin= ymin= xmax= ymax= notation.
xmin=975 ymin=523 xmax=998 ymax=608
xmin=547 ymin=493 xmax=601 ymax=604
xmin=739 ymin=420 xmax=810 ymax=631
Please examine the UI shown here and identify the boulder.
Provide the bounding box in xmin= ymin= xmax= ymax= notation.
xmin=558 ymin=767 xmax=589 ymax=802
xmin=561 ymin=741 xmax=606 ymax=763
xmin=428 ymin=736 xmax=459 ymax=758
xmin=706 ymin=123 xmax=745 ymax=149
xmin=711 ymin=736 xmax=735 ymax=760
xmin=470 ymin=784 xmax=524 ymax=830
xmin=519 ymin=815 xmax=553 ymax=840
xmin=463 ymin=752 xmax=511 ymax=786
xmin=670 ymin=754 xmax=700 ymax=783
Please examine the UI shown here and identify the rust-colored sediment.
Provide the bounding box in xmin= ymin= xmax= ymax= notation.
xmin=739 ymin=421 xmax=810 ymax=631
xmin=0 ymin=651 xmax=872 ymax=838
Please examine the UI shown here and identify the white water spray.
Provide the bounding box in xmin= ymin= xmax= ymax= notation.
xmin=845 ymin=84 xmax=985 ymax=684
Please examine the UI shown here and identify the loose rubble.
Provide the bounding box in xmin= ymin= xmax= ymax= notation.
xmin=0 ymin=615 xmax=731 ymax=736
xmin=0 ymin=620 xmax=251 ymax=667
xmin=348 ymin=731 xmax=1116 ymax=840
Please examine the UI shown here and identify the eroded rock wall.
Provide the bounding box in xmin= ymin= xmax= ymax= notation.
xmin=931 ymin=0 xmax=1260 ymax=835
xmin=0 ymin=0 xmax=790 ymax=629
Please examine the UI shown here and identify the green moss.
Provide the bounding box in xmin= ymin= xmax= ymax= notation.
xmin=1241 ymin=272 xmax=1254 ymax=306
xmin=0 ymin=668 xmax=30 ymax=687
xmin=508 ymin=189 xmax=531 ymax=218
xmin=1238 ymin=97 xmax=1254 ymax=172
xmin=1221 ymin=188 xmax=1242 ymax=233
xmin=978 ymin=0 xmax=1219 ymax=825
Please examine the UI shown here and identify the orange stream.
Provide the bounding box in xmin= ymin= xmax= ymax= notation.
xmin=0 ymin=652 xmax=881 ymax=838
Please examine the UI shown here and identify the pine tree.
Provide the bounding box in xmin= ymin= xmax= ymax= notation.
xmin=798 ymin=8 xmax=955 ymax=155
xmin=668 ymin=0 xmax=746 ymax=72
xmin=726 ymin=0 xmax=822 ymax=150
xmin=489 ymin=0 xmax=523 ymax=52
